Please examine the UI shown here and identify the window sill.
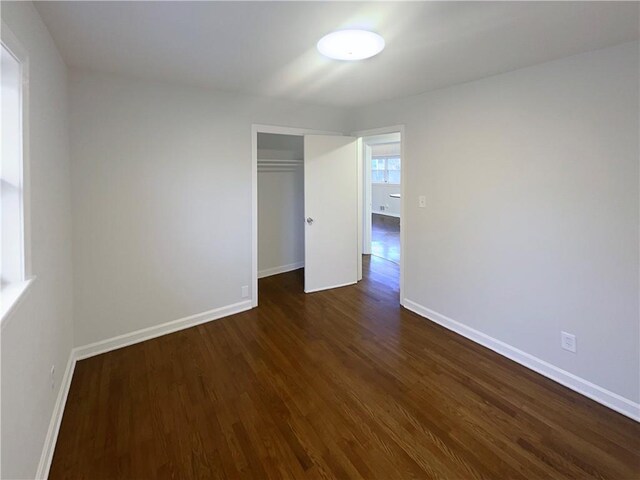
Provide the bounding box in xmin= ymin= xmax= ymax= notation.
xmin=1 ymin=277 xmax=36 ymax=330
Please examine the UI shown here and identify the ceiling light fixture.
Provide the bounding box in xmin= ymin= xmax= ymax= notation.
xmin=317 ymin=29 xmax=385 ymax=61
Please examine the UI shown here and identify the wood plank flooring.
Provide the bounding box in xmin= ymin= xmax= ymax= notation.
xmin=50 ymin=256 xmax=639 ymax=479
xmin=371 ymin=213 xmax=400 ymax=264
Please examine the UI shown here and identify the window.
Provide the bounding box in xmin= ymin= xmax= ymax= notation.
xmin=1 ymin=41 xmax=24 ymax=288
xmin=371 ymin=156 xmax=401 ymax=184
xmin=1 ymin=36 xmax=31 ymax=322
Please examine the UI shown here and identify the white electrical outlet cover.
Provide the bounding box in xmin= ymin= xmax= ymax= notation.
xmin=561 ymin=331 xmax=576 ymax=353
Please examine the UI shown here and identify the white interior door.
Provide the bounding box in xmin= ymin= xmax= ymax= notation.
xmin=304 ymin=135 xmax=358 ymax=293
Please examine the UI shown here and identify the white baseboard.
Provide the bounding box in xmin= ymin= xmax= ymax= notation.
xmin=36 ymin=349 xmax=77 ymax=480
xmin=258 ymin=261 xmax=304 ymax=279
xmin=75 ymin=300 xmax=253 ymax=360
xmin=403 ymin=299 xmax=640 ymax=422
xmin=36 ymin=300 xmax=254 ymax=478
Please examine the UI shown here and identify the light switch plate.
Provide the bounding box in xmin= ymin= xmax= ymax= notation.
xmin=418 ymin=195 xmax=426 ymax=208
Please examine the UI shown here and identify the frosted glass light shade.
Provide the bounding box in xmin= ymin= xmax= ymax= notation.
xmin=317 ymin=30 xmax=385 ymax=61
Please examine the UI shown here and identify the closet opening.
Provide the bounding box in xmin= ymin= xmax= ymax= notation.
xmin=257 ymin=132 xmax=305 ymax=288
xmin=252 ymin=124 xmax=360 ymax=307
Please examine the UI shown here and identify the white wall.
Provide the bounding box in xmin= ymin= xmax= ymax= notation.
xmin=372 ymin=184 xmax=400 ymax=217
xmin=69 ymin=70 xmax=349 ymax=346
xmin=258 ymin=134 xmax=304 ymax=276
xmin=370 ymin=142 xmax=400 ymax=157
xmin=1 ymin=3 xmax=74 ymax=478
xmin=350 ymin=42 xmax=640 ymax=406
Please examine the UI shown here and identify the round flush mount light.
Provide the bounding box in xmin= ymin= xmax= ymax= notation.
xmin=317 ymin=29 xmax=385 ymax=61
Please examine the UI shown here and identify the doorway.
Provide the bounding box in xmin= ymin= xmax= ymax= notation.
xmin=354 ymin=126 xmax=405 ymax=303
xmin=367 ymin=132 xmax=401 ymax=264
xmin=251 ymin=124 xmax=352 ymax=307
xmin=251 ymin=124 xmax=402 ymax=307
xmin=257 ymin=132 xmax=305 ymax=281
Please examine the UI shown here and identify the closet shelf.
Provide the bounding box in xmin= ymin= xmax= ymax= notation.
xmin=257 ymin=158 xmax=303 ymax=172
xmin=257 ymin=158 xmax=303 ymax=163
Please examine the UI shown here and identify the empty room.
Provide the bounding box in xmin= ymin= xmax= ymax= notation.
xmin=1 ymin=1 xmax=639 ymax=479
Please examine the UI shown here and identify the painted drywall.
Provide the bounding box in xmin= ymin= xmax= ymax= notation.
xmin=0 ymin=3 xmax=74 ymax=478
xmin=372 ymin=184 xmax=400 ymax=217
xmin=69 ymin=70 xmax=349 ymax=346
xmin=370 ymin=142 xmax=400 ymax=157
xmin=257 ymin=132 xmax=304 ymax=161
xmin=257 ymin=134 xmax=304 ymax=276
xmin=349 ymin=42 xmax=640 ymax=404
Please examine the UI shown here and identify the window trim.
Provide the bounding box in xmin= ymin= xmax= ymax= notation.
xmin=1 ymin=278 xmax=35 ymax=330
xmin=1 ymin=23 xmax=34 ymax=328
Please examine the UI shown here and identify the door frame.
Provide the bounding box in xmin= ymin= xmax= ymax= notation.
xmin=362 ymin=143 xmax=372 ymax=255
xmin=351 ymin=125 xmax=406 ymax=305
xmin=251 ymin=124 xmax=341 ymax=307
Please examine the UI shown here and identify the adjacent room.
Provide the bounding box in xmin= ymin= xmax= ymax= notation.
xmin=360 ymin=130 xmax=403 ymax=292
xmin=1 ymin=1 xmax=639 ymax=479
xmin=369 ymin=140 xmax=401 ymax=265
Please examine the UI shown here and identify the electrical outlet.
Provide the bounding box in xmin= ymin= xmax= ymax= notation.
xmin=241 ymin=285 xmax=249 ymax=298
xmin=561 ymin=332 xmax=576 ymax=353
xmin=418 ymin=195 xmax=426 ymax=208
xmin=50 ymin=365 xmax=56 ymax=390
xmin=379 ymin=205 xmax=385 ymax=211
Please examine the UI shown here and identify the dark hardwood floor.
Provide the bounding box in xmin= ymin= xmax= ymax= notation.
xmin=50 ymin=256 xmax=639 ymax=479
xmin=371 ymin=213 xmax=400 ymax=264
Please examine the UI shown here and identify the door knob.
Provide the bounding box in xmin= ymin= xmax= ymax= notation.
xmin=306 ymin=217 xmax=314 ymax=225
